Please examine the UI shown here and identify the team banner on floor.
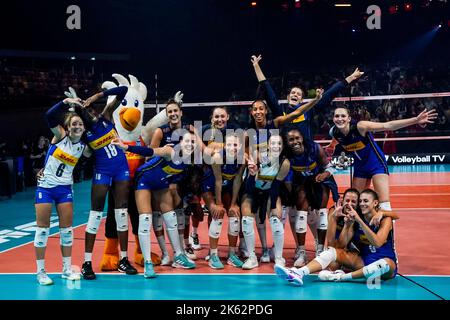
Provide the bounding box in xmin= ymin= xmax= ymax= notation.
xmin=385 ymin=153 xmax=450 ymax=165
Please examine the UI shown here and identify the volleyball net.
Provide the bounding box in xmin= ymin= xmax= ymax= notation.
xmin=144 ymin=92 xmax=450 ymax=165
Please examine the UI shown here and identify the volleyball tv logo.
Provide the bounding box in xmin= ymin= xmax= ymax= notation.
xmin=384 ymin=153 xmax=449 ymax=165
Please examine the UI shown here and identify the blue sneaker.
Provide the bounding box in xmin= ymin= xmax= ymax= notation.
xmin=208 ymin=253 xmax=224 ymax=269
xmin=172 ymin=254 xmax=196 ymax=269
xmin=144 ymin=261 xmax=157 ymax=278
xmin=227 ymin=253 xmax=244 ymax=268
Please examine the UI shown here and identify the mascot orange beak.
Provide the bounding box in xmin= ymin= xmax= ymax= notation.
xmin=119 ymin=108 xmax=141 ymax=131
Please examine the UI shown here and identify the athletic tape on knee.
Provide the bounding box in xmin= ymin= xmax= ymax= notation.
xmin=162 ymin=211 xmax=178 ymax=231
xmin=295 ymin=211 xmax=308 ymax=234
xmin=241 ymin=216 xmax=255 ymax=236
xmin=208 ymin=219 xmax=223 ymax=239
xmin=314 ymin=247 xmax=337 ymax=269
xmin=318 ymin=208 xmax=329 ymax=230
xmin=114 ymin=208 xmax=128 ymax=232
xmin=379 ymin=202 xmax=392 ymax=211
xmin=363 ymin=259 xmax=391 ymax=279
xmin=86 ymin=210 xmax=103 ymax=234
xmin=152 ymin=211 xmax=163 ymax=232
xmin=34 ymin=227 xmax=49 ymax=248
xmin=59 ymin=227 xmax=73 ymax=246
xmin=228 ymin=217 xmax=240 ymax=237
xmin=175 ymin=208 xmax=185 ymax=231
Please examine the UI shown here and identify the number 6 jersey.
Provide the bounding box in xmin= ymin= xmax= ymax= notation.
xmin=38 ymin=136 xmax=86 ymax=188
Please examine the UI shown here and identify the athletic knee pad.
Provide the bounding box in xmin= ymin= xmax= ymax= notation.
xmin=162 ymin=211 xmax=177 ymax=232
xmin=241 ymin=216 xmax=255 ymax=236
xmin=363 ymin=259 xmax=391 ymax=279
xmin=228 ymin=217 xmax=240 ymax=237
xmin=175 ymin=208 xmax=185 ymax=231
xmin=59 ymin=227 xmax=73 ymax=247
xmin=295 ymin=211 xmax=307 ymax=234
xmin=34 ymin=227 xmax=49 ymax=248
xmin=208 ymin=219 xmax=223 ymax=239
xmin=269 ymin=216 xmax=284 ymax=236
xmin=152 ymin=211 xmax=163 ymax=232
xmin=379 ymin=202 xmax=392 ymax=211
xmin=138 ymin=214 xmax=151 ymax=236
xmin=314 ymin=247 xmax=337 ymax=269
xmin=318 ymin=208 xmax=328 ymax=230
xmin=86 ymin=210 xmax=103 ymax=234
xmin=114 ymin=208 xmax=128 ymax=232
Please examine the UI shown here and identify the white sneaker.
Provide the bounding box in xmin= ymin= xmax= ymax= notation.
xmin=274 ymin=257 xmax=286 ymax=267
xmin=61 ymin=268 xmax=81 ymax=281
xmin=318 ymin=269 xmax=345 ymax=282
xmin=274 ymin=265 xmax=304 ymax=286
xmin=160 ymin=253 xmax=171 ymax=266
xmin=260 ymin=249 xmax=270 ymax=263
xmin=294 ymin=250 xmax=307 ymax=267
xmin=185 ymin=245 xmax=198 ymax=261
xmin=37 ymin=271 xmax=53 ymax=286
xmin=189 ymin=233 xmax=202 ymax=250
xmin=242 ymin=255 xmax=259 ymax=270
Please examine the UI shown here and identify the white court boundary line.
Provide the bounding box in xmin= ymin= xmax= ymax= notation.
xmin=0 ymin=273 xmax=449 ymax=277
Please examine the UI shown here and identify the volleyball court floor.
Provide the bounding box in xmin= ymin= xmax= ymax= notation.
xmin=0 ymin=165 xmax=449 ymax=300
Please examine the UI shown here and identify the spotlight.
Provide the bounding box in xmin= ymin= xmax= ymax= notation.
xmin=352 ymin=28 xmax=356 ymax=32
xmin=404 ymin=3 xmax=413 ymax=12
xmin=90 ymin=57 xmax=96 ymax=61
xmin=251 ymin=1 xmax=257 ymax=7
xmin=70 ymin=56 xmax=76 ymax=60
xmin=438 ymin=24 xmax=442 ymax=28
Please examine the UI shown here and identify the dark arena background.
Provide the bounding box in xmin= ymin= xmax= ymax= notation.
xmin=0 ymin=0 xmax=449 ymax=311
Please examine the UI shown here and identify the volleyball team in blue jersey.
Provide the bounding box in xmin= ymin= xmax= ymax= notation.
xmin=33 ymin=55 xmax=437 ymax=286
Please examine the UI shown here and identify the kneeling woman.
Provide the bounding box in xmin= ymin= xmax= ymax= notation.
xmin=275 ymin=189 xmax=398 ymax=286
xmin=241 ymin=134 xmax=291 ymax=270
xmin=112 ymin=131 xmax=198 ymax=278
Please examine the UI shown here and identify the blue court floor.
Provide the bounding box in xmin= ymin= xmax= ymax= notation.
xmin=0 ymin=274 xmax=448 ymax=300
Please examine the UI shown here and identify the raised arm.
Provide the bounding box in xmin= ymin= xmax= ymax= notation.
xmin=315 ymin=68 xmax=364 ymax=109
xmin=357 ymin=108 xmax=438 ymax=136
xmin=83 ymin=86 xmax=128 ymax=122
xmin=46 ymin=98 xmax=81 ymax=142
xmin=251 ymin=55 xmax=284 ymax=118
xmin=274 ymin=88 xmax=323 ymax=127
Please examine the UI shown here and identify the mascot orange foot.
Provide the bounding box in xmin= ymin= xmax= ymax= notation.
xmin=100 ymin=238 xmax=120 ymax=271
xmin=134 ymin=235 xmax=161 ymax=266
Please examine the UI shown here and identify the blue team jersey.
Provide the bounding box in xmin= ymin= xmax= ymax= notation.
xmin=330 ymin=122 xmax=389 ymax=179
xmin=202 ymin=152 xmax=241 ymax=193
xmin=85 ymin=116 xmax=128 ymax=172
xmin=159 ymin=123 xmax=192 ymax=147
xmin=135 ymin=155 xmax=190 ymax=190
xmin=247 ymin=119 xmax=277 ymax=152
xmin=289 ymin=142 xmax=321 ymax=177
xmin=352 ymin=217 xmax=397 ymax=266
